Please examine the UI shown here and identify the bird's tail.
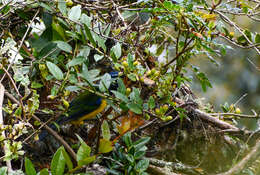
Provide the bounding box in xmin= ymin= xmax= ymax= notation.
xmin=38 ymin=115 xmax=67 ymax=141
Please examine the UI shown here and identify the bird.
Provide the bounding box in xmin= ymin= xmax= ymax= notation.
xmin=38 ymin=71 xmax=119 ymax=141
xmin=38 ymin=92 xmax=107 ymax=141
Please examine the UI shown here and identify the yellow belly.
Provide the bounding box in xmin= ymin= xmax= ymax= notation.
xmin=70 ymin=99 xmax=107 ymax=125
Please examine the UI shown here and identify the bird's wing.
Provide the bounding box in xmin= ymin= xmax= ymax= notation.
xmin=61 ymin=93 xmax=102 ymax=123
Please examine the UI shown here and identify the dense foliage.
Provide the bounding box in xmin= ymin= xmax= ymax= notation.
xmin=0 ymin=0 xmax=259 ymax=174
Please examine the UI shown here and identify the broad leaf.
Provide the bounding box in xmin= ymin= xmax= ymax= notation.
xmin=77 ymin=155 xmax=96 ymax=166
xmin=77 ymin=142 xmax=91 ymax=166
xmin=110 ymin=42 xmax=121 ymax=61
xmin=54 ymin=41 xmax=72 ymax=53
xmin=37 ymin=168 xmax=49 ymax=175
xmin=99 ymin=139 xmax=113 ymax=153
xmin=111 ymin=90 xmax=129 ymax=103
xmin=46 ymin=61 xmax=64 ymax=80
xmin=51 ymin=147 xmax=66 ymax=175
xmin=0 ymin=167 xmax=7 ymax=175
xmin=94 ymin=54 xmax=104 ymax=62
xmin=135 ymin=159 xmax=149 ymax=172
xmin=148 ymin=96 xmax=155 ymax=109
xmin=99 ymin=73 xmax=111 ymax=92
xmin=25 ymin=157 xmax=36 ymax=175
xmin=67 ymin=56 xmax=85 ymax=67
xmin=101 ymin=120 xmax=111 ymax=140
xmin=83 ymin=24 xmax=96 ymax=47
xmin=58 ymin=0 xmax=67 ymax=16
xmin=127 ymin=103 xmax=142 ymax=114
xmin=68 ymin=5 xmax=81 ymax=21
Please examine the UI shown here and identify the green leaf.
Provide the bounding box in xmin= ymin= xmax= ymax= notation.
xmin=111 ymin=90 xmax=129 ymax=103
xmin=68 ymin=5 xmax=81 ymax=21
xmin=99 ymin=139 xmax=114 ymax=153
xmin=51 ymin=147 xmax=66 ymax=175
xmin=54 ymin=41 xmax=72 ymax=53
xmin=104 ymin=24 xmax=111 ymax=36
xmin=242 ymin=6 xmax=248 ymax=13
xmin=38 ymin=42 xmax=57 ymax=58
xmin=134 ymin=150 xmax=146 ymax=159
xmin=58 ymin=0 xmax=67 ymax=16
xmin=52 ymin=22 xmax=66 ymax=41
xmin=67 ymin=56 xmax=85 ymax=67
xmin=78 ymin=46 xmax=90 ymax=58
xmin=81 ymin=14 xmax=92 ymax=27
xmin=96 ymin=35 xmax=107 ymax=52
xmin=123 ymin=132 xmax=132 ymax=148
xmin=110 ymin=42 xmax=121 ymax=61
xmin=148 ymin=96 xmax=155 ymax=109
xmin=127 ymin=73 xmax=136 ymax=81
xmin=125 ymin=154 xmax=135 ymax=164
xmin=65 ymin=86 xmax=80 ymax=92
xmin=94 ymin=54 xmax=104 ymax=62
xmin=81 ymin=66 xmax=100 ymax=85
xmin=77 ymin=155 xmax=96 ymax=166
xmin=37 ymin=169 xmax=49 ymax=175
xmin=31 ymin=82 xmax=43 ymax=89
xmin=196 ymin=72 xmax=212 ymax=92
xmin=65 ymin=31 xmax=79 ymax=40
xmin=46 ymin=61 xmax=64 ymax=80
xmin=136 ymin=159 xmax=149 ymax=172
xmin=0 ymin=167 xmax=7 ymax=175
xmin=25 ymin=158 xmax=37 ymax=175
xmin=83 ymin=24 xmax=96 ymax=47
xmin=77 ymin=142 xmax=91 ymax=166
xmin=127 ymin=103 xmax=142 ymax=114
xmin=117 ymin=78 xmax=126 ymax=94
xmin=130 ymin=87 xmax=143 ymax=105
xmin=101 ymin=120 xmax=111 ymax=140
xmin=39 ymin=3 xmax=54 ymax=12
xmin=61 ymin=148 xmax=73 ymax=171
xmin=255 ymin=33 xmax=260 ymax=43
xmin=127 ymin=53 xmax=134 ymax=70
xmin=99 ymin=73 xmax=111 ymax=92
xmin=244 ymin=30 xmax=252 ymax=41
xmin=133 ymin=137 xmax=150 ymax=150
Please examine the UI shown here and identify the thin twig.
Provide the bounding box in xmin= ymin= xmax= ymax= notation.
xmin=217 ymin=139 xmax=260 ymax=175
xmin=4 ymin=91 xmax=77 ymax=161
xmin=234 ymin=93 xmax=247 ymax=106
xmin=210 ymin=112 xmax=259 ymax=118
xmin=247 ymin=57 xmax=260 ymax=71
xmin=0 ymin=9 xmax=39 ymax=83
xmin=0 ymin=84 xmax=13 ymax=173
xmin=216 ymin=10 xmax=260 ymax=55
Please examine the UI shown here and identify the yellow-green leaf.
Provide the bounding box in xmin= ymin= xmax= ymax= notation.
xmin=99 ymin=139 xmax=113 ymax=153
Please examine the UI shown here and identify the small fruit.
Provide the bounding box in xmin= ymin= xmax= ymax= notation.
xmin=162 ymin=104 xmax=168 ymax=112
xmin=126 ymin=88 xmax=131 ymax=96
xmin=229 ymin=104 xmax=234 ymax=111
xmin=147 ymin=70 xmax=152 ymax=76
xmin=47 ymin=95 xmax=56 ymax=100
xmin=151 ymin=69 xmax=156 ymax=74
xmin=65 ymin=0 xmax=73 ymax=6
xmin=122 ymin=61 xmax=128 ymax=67
xmin=133 ymin=61 xmax=139 ymax=66
xmin=235 ymin=108 xmax=241 ymax=114
xmin=165 ymin=116 xmax=173 ymax=121
xmin=155 ymin=108 xmax=160 ymax=115
xmin=154 ymin=71 xmax=160 ymax=77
